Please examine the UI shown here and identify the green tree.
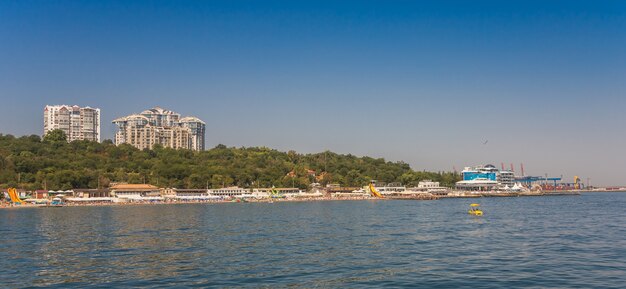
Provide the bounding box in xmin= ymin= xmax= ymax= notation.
xmin=43 ymin=129 xmax=67 ymax=143
xmin=0 ymin=133 xmax=460 ymax=190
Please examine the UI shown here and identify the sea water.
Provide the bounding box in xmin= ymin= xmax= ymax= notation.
xmin=1 ymin=193 xmax=625 ymax=288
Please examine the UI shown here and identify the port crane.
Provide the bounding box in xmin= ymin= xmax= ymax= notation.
xmin=574 ymin=176 xmax=582 ymax=189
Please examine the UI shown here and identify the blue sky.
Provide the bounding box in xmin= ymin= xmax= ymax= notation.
xmin=1 ymin=0 xmax=625 ymax=185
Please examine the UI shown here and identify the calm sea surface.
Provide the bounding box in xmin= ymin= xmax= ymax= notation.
xmin=1 ymin=192 xmax=625 ymax=288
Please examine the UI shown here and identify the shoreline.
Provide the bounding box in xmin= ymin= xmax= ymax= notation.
xmin=0 ymin=197 xmax=378 ymax=209
xmin=0 ymin=191 xmax=596 ymax=210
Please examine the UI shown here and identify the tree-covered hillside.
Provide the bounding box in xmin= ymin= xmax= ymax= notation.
xmin=0 ymin=131 xmax=459 ymax=190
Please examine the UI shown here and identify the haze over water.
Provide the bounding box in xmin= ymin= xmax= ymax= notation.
xmin=2 ymin=193 xmax=625 ymax=288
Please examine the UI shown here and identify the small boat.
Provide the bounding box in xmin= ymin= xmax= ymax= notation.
xmin=468 ymin=203 xmax=483 ymax=216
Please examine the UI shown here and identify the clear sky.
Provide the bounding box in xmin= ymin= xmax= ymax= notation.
xmin=1 ymin=0 xmax=625 ymax=186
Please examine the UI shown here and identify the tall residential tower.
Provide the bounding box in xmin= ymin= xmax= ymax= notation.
xmin=112 ymin=107 xmax=205 ymax=151
xmin=43 ymin=105 xmax=101 ymax=142
xmin=179 ymin=116 xmax=206 ymax=151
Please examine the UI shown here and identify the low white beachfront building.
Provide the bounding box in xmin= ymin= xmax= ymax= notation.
xmin=455 ymin=178 xmax=499 ymax=191
xmin=407 ymin=180 xmax=448 ymax=194
xmin=209 ymin=187 xmax=254 ymax=198
xmin=162 ymin=188 xmax=221 ymax=201
xmin=110 ymin=184 xmax=164 ymax=201
xmin=251 ymin=187 xmax=306 ymax=198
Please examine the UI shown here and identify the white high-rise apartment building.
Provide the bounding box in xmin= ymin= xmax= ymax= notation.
xmin=179 ymin=116 xmax=206 ymax=151
xmin=113 ymin=107 xmax=205 ymax=151
xmin=43 ymin=105 xmax=101 ymax=142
